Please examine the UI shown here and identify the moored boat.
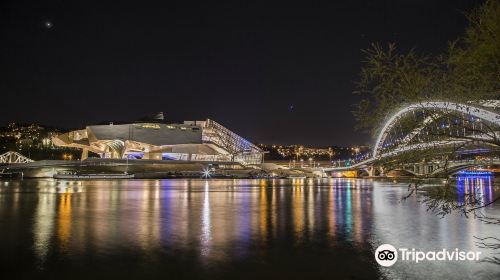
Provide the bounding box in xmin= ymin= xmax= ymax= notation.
xmin=0 ymin=170 xmax=23 ymax=179
xmin=54 ymin=172 xmax=134 ymax=180
xmin=287 ymin=175 xmax=307 ymax=179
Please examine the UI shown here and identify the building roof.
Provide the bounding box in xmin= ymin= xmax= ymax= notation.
xmin=88 ymin=123 xmax=202 ymax=146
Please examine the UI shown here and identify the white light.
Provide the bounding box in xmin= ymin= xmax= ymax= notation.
xmin=201 ymin=168 xmax=212 ymax=178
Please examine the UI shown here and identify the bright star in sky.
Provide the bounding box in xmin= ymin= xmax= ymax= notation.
xmin=44 ymin=21 xmax=53 ymax=29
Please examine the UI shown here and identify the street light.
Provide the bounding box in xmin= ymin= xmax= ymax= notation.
xmin=201 ymin=167 xmax=212 ymax=178
xmin=353 ymin=147 xmax=360 ymax=162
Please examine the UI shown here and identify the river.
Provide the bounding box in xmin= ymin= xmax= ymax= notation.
xmin=0 ymin=177 xmax=499 ymax=279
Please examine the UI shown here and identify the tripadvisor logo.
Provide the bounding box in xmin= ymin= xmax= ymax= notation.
xmin=375 ymin=244 xmax=482 ymax=267
xmin=375 ymin=244 xmax=398 ymax=267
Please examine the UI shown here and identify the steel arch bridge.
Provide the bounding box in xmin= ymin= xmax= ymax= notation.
xmin=324 ymin=100 xmax=500 ymax=173
xmin=373 ymin=101 xmax=500 ymax=159
xmin=0 ymin=151 xmax=34 ymax=164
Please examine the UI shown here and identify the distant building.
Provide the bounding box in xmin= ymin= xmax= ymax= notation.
xmin=52 ymin=115 xmax=263 ymax=165
xmin=0 ymin=123 xmax=56 ymax=150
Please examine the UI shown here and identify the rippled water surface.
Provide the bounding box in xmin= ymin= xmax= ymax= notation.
xmin=0 ymin=177 xmax=499 ymax=279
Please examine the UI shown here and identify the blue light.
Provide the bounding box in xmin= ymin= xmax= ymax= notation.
xmin=127 ymin=152 xmax=144 ymax=159
xmin=162 ymin=153 xmax=176 ymax=160
xmin=456 ymin=170 xmax=492 ymax=176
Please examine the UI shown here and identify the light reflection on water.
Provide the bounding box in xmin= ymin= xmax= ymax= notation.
xmin=457 ymin=175 xmax=494 ymax=206
xmin=0 ymin=177 xmax=498 ymax=279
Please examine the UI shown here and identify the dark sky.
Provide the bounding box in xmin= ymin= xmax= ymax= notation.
xmin=0 ymin=0 xmax=481 ymax=146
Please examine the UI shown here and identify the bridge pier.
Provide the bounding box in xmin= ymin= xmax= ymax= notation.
xmin=367 ymin=166 xmax=375 ymax=177
xmin=400 ymin=160 xmax=485 ymax=177
xmin=366 ymin=165 xmax=385 ymax=177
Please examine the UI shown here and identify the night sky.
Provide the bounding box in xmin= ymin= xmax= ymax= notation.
xmin=0 ymin=0 xmax=481 ymax=146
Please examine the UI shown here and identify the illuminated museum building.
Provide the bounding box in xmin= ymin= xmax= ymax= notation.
xmin=52 ymin=113 xmax=263 ymax=165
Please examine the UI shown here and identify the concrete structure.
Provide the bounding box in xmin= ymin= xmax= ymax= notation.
xmin=52 ymin=116 xmax=263 ymax=165
xmin=390 ymin=158 xmax=500 ymax=177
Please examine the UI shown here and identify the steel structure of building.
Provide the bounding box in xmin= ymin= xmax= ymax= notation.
xmin=52 ymin=117 xmax=263 ymax=165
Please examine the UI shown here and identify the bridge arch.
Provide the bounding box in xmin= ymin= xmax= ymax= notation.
xmin=373 ymin=101 xmax=500 ymax=158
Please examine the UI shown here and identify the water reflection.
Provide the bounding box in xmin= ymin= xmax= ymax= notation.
xmin=57 ymin=192 xmax=72 ymax=250
xmin=0 ymin=178 xmax=498 ymax=279
xmin=372 ymin=176 xmax=500 ymax=279
xmin=33 ymin=193 xmax=55 ymax=266
xmin=0 ymin=179 xmax=374 ymax=263
xmin=200 ymin=181 xmax=211 ymax=259
xmin=457 ymin=175 xmax=495 ymax=206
